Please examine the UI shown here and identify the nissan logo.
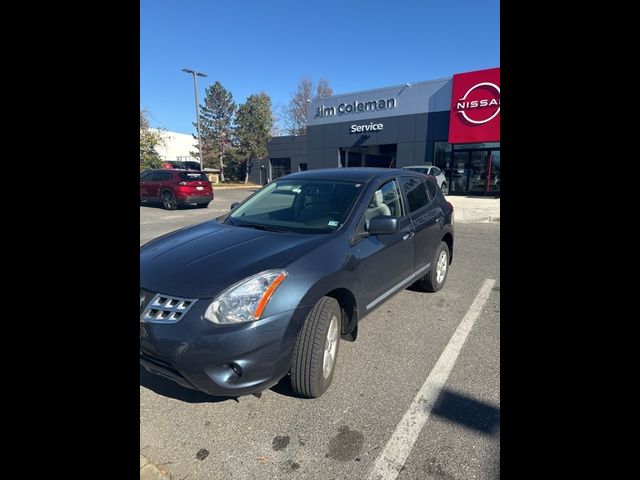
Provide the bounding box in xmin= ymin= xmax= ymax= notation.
xmin=455 ymin=82 xmax=500 ymax=125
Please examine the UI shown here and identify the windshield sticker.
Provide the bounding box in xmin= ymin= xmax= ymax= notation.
xmin=328 ymin=220 xmax=339 ymax=227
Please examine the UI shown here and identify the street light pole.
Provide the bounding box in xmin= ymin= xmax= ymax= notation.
xmin=182 ymin=68 xmax=208 ymax=171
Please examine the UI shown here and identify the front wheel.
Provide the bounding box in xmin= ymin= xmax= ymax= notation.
xmin=441 ymin=182 xmax=447 ymax=194
xmin=290 ymin=296 xmax=341 ymax=398
xmin=416 ymin=242 xmax=450 ymax=292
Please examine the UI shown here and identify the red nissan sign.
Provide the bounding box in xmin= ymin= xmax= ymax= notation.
xmin=448 ymin=67 xmax=500 ymax=143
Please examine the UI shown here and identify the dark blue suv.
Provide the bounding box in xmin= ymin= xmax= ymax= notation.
xmin=140 ymin=168 xmax=454 ymax=398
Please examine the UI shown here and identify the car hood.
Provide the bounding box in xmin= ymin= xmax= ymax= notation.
xmin=140 ymin=220 xmax=325 ymax=298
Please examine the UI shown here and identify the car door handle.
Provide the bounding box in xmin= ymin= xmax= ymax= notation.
xmin=403 ymin=231 xmax=414 ymax=241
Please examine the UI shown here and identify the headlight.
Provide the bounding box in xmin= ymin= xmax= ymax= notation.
xmin=204 ymin=269 xmax=288 ymax=325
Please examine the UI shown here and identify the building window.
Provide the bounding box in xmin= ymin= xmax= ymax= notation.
xmin=348 ymin=152 xmax=362 ymax=167
xmin=270 ymin=158 xmax=291 ymax=180
xmin=299 ymin=163 xmax=308 ymax=171
xmin=434 ymin=142 xmax=452 ymax=171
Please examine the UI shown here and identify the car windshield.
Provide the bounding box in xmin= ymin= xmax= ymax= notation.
xmin=226 ymin=179 xmax=364 ymax=234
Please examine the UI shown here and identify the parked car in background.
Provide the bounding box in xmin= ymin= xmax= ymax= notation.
xmin=140 ymin=169 xmax=213 ymax=210
xmin=402 ymin=165 xmax=447 ymax=193
xmin=162 ymin=160 xmax=202 ymax=170
xmin=140 ymin=168 xmax=454 ymax=399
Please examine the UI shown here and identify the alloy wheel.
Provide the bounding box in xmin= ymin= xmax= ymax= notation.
xmin=436 ymin=250 xmax=448 ymax=284
xmin=323 ymin=315 xmax=339 ymax=379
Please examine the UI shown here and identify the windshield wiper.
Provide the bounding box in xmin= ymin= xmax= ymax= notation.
xmin=234 ymin=222 xmax=290 ymax=233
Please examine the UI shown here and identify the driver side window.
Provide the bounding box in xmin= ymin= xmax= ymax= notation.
xmin=364 ymin=180 xmax=403 ymax=227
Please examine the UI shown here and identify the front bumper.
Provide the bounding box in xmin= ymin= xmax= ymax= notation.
xmin=140 ymin=301 xmax=312 ymax=397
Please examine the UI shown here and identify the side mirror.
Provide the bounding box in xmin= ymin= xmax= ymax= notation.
xmin=368 ymin=216 xmax=399 ymax=235
xmin=230 ymin=202 xmax=240 ymax=210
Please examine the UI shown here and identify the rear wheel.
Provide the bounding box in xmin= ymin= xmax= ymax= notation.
xmin=197 ymin=202 xmax=210 ymax=208
xmin=416 ymin=241 xmax=450 ymax=292
xmin=162 ymin=191 xmax=177 ymax=210
xmin=290 ymin=297 xmax=341 ymax=398
xmin=441 ymin=182 xmax=447 ymax=194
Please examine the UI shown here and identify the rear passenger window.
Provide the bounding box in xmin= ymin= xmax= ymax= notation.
xmin=425 ymin=179 xmax=438 ymax=200
xmin=401 ymin=177 xmax=430 ymax=212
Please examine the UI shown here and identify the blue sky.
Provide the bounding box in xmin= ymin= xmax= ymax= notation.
xmin=141 ymin=0 xmax=499 ymax=134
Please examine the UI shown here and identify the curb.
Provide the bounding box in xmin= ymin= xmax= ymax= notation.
xmin=140 ymin=454 xmax=170 ymax=480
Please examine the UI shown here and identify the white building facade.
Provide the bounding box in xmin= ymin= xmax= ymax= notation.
xmin=152 ymin=129 xmax=198 ymax=162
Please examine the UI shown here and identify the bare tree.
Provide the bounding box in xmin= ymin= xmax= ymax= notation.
xmin=316 ymin=78 xmax=333 ymax=98
xmin=283 ymin=77 xmax=313 ymax=136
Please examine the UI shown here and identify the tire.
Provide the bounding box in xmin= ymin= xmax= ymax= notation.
xmin=290 ymin=296 xmax=341 ymax=398
xmin=162 ymin=191 xmax=177 ymax=210
xmin=441 ymin=182 xmax=447 ymax=194
xmin=416 ymin=241 xmax=450 ymax=292
xmin=197 ymin=202 xmax=210 ymax=208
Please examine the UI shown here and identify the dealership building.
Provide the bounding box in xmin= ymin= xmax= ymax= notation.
xmin=251 ymin=67 xmax=500 ymax=196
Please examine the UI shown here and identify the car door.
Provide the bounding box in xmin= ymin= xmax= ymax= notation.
xmin=140 ymin=171 xmax=151 ymax=200
xmin=152 ymin=170 xmax=172 ymax=199
xmin=400 ymin=175 xmax=444 ymax=274
xmin=356 ymin=178 xmax=415 ymax=311
xmin=140 ymin=171 xmax=158 ymax=200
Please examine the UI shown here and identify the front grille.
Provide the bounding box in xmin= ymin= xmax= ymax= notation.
xmin=140 ymin=293 xmax=196 ymax=323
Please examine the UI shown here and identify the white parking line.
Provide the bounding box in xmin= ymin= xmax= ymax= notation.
xmin=366 ymin=278 xmax=496 ymax=480
xmin=140 ymin=215 xmax=189 ymax=224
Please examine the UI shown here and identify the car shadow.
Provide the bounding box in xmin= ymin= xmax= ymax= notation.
xmin=140 ymin=365 xmax=303 ymax=402
xmin=139 ymin=203 xmax=206 ymax=211
xmin=405 ymin=282 xmax=424 ymax=293
xmin=139 ymin=365 xmax=235 ymax=404
xmin=268 ymin=374 xmax=306 ymax=399
xmin=431 ymin=388 xmax=500 ymax=435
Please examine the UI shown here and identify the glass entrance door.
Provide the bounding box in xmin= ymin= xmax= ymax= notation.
xmin=447 ymin=148 xmax=500 ymax=195
xmin=487 ymin=150 xmax=500 ymax=194
xmin=449 ymin=150 xmax=469 ymax=195
xmin=468 ymin=151 xmax=489 ymax=194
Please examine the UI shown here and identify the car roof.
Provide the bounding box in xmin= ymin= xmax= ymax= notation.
xmin=402 ymin=165 xmax=433 ymax=169
xmin=145 ymin=169 xmax=204 ymax=173
xmin=284 ymin=167 xmax=407 ymax=183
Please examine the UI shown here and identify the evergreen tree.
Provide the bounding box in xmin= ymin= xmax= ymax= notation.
xmin=193 ymin=81 xmax=236 ymax=181
xmin=234 ymin=92 xmax=273 ymax=184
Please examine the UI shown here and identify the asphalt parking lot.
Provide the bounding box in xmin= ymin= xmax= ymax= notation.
xmin=140 ymin=188 xmax=500 ymax=479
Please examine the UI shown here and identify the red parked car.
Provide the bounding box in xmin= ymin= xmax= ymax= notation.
xmin=140 ymin=169 xmax=214 ymax=210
